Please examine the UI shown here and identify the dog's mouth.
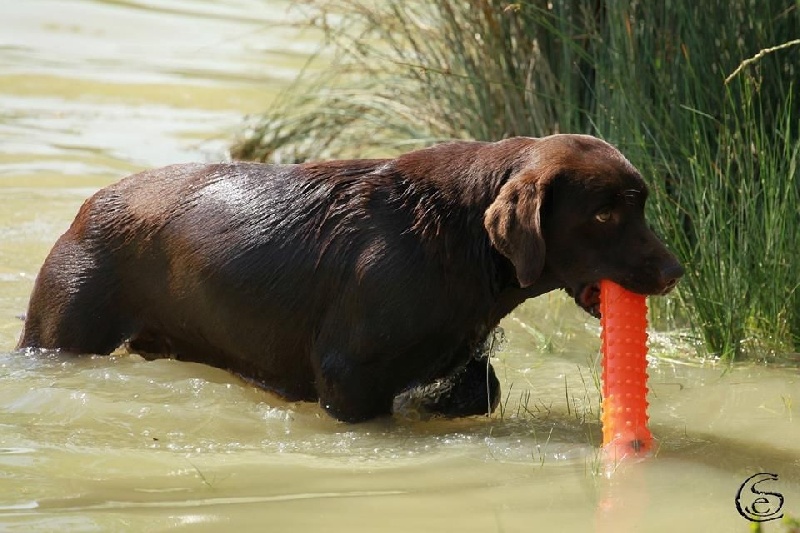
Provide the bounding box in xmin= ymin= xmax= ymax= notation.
xmin=566 ymin=283 xmax=602 ymax=318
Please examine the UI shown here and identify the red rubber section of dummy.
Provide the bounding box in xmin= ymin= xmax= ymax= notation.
xmin=600 ymin=280 xmax=653 ymax=457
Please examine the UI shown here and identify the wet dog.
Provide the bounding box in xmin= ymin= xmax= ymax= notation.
xmin=18 ymin=134 xmax=683 ymax=422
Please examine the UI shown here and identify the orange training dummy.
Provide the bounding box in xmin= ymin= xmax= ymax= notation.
xmin=599 ymin=280 xmax=654 ymax=459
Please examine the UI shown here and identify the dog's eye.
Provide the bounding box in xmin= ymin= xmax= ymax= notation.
xmin=594 ymin=209 xmax=613 ymax=223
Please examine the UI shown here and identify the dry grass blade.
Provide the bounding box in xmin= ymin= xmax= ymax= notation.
xmin=725 ymin=38 xmax=800 ymax=84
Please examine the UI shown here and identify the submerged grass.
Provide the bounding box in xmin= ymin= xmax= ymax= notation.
xmin=233 ymin=0 xmax=800 ymax=360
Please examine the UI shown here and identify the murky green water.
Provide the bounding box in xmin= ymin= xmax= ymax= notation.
xmin=1 ymin=2 xmax=798 ymax=531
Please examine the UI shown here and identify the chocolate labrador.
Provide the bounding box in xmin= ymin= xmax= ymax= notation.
xmin=17 ymin=134 xmax=683 ymax=422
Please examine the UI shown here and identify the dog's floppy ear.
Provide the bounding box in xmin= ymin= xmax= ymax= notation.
xmin=484 ymin=177 xmax=547 ymax=288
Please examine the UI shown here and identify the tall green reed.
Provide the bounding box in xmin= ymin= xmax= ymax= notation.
xmin=232 ymin=0 xmax=800 ymax=359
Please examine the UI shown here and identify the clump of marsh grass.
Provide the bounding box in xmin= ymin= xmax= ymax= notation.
xmin=679 ymin=86 xmax=800 ymax=358
xmin=572 ymin=3 xmax=800 ymax=361
xmin=233 ymin=0 xmax=800 ymax=360
xmin=232 ymin=0 xmax=596 ymax=161
xmin=587 ymin=1 xmax=800 ymax=358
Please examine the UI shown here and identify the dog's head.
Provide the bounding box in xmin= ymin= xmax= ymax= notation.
xmin=485 ymin=134 xmax=683 ymax=317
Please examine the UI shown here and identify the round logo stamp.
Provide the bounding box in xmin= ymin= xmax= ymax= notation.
xmin=735 ymin=472 xmax=784 ymax=523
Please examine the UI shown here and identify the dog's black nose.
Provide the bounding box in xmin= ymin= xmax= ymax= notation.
xmin=659 ymin=262 xmax=684 ymax=293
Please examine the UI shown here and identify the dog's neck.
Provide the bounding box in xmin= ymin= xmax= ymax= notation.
xmin=389 ymin=138 xmax=536 ymax=211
